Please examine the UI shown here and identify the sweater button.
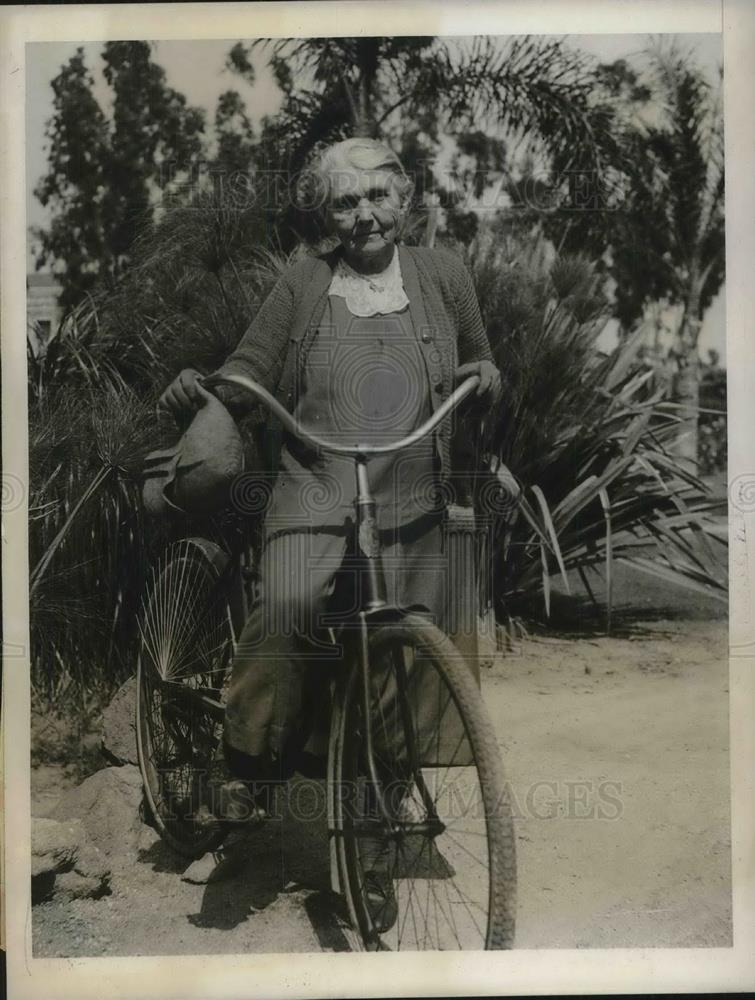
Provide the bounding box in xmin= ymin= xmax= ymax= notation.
xmin=421 ymin=332 xmax=433 ymax=344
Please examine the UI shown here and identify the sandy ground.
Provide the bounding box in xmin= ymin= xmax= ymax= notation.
xmin=32 ymin=565 xmax=731 ymax=955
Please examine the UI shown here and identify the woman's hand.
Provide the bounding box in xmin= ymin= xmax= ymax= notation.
xmin=453 ymin=360 xmax=502 ymax=403
xmin=158 ymin=368 xmax=211 ymax=420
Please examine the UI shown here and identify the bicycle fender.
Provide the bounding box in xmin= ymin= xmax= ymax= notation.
xmin=168 ymin=537 xmax=249 ymax=640
xmin=179 ymin=536 xmax=231 ymax=578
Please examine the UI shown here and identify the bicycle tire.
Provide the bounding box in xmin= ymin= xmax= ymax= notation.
xmin=136 ymin=539 xmax=234 ymax=858
xmin=334 ymin=613 xmax=516 ymax=951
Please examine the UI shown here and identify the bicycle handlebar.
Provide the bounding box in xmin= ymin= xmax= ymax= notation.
xmin=201 ymin=371 xmax=481 ymax=458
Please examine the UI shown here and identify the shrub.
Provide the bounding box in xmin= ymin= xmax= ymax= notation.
xmin=459 ymin=227 xmax=726 ymax=618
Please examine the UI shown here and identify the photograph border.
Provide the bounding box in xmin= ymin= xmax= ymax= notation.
xmin=3 ymin=1 xmax=754 ymax=996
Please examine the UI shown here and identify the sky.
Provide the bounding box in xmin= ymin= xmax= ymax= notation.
xmin=25 ymin=32 xmax=725 ymax=361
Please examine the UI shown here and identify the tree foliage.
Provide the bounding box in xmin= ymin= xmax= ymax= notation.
xmin=33 ymin=42 xmax=206 ymax=306
xmin=534 ymin=43 xmax=724 ymax=336
xmin=490 ymin=41 xmax=724 ymax=465
xmin=611 ymin=46 xmax=724 ymax=334
xmin=32 ymin=49 xmax=111 ymax=308
xmin=214 ymin=89 xmax=256 ymax=176
xmin=229 ymin=35 xmax=624 ymax=250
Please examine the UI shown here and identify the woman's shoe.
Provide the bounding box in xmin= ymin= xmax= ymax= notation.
xmin=193 ymin=777 xmax=266 ymax=831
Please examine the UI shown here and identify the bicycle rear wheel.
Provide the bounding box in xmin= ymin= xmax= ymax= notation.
xmin=136 ymin=539 xmax=234 ymax=858
xmin=334 ymin=613 xmax=516 ymax=951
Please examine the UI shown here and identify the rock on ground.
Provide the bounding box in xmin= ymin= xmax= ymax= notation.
xmin=51 ymin=764 xmax=145 ymax=863
xmin=101 ymin=676 xmax=138 ymax=766
xmin=31 ymin=817 xmax=81 ymax=877
xmin=31 ymin=817 xmax=110 ymax=903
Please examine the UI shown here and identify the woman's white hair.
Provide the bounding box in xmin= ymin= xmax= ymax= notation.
xmin=296 ymin=137 xmax=414 ymax=216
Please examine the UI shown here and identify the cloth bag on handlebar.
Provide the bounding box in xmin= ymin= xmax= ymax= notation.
xmin=141 ymin=394 xmax=244 ymax=516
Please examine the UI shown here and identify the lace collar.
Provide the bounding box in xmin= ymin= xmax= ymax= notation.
xmin=329 ymin=245 xmax=410 ymax=317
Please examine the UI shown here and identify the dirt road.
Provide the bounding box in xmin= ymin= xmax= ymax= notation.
xmin=32 ymin=568 xmax=731 ymax=955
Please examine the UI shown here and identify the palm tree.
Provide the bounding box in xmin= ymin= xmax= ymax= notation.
xmin=258 ymin=36 xmax=610 ymax=136
xmin=588 ymin=43 xmax=724 ymax=468
xmin=501 ymin=41 xmax=724 ymax=470
xmin=239 ymin=36 xmax=622 ymax=246
xmin=637 ymin=43 xmax=725 ymax=467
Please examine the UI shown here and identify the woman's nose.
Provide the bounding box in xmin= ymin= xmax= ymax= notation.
xmin=355 ymin=199 xmax=374 ymax=224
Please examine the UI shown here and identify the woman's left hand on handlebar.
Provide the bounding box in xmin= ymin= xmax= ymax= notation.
xmin=453 ymin=360 xmax=502 ymax=402
xmin=158 ymin=368 xmax=213 ymax=421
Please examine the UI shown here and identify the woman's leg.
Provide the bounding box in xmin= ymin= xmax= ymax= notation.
xmin=387 ymin=511 xmax=448 ymax=626
xmin=224 ymin=528 xmax=348 ymax=770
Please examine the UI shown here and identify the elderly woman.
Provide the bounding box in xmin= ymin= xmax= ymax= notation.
xmin=160 ymin=137 xmax=500 ymax=919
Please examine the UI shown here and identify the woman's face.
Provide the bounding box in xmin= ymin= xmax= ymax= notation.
xmin=324 ymin=164 xmax=406 ymax=272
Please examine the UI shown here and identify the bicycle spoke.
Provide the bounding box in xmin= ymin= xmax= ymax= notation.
xmin=439 ymin=869 xmax=464 ymax=948
xmin=401 ymin=853 xmax=422 ymax=948
xmin=441 ymin=827 xmax=489 ymax=872
xmin=444 ymin=868 xmax=487 ymax=941
xmin=137 ymin=545 xmax=233 ymax=855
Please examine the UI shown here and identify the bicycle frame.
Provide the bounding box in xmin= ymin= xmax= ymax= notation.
xmin=201 ymin=371 xmax=481 ymax=828
xmin=201 ymin=368 xmax=480 ymax=610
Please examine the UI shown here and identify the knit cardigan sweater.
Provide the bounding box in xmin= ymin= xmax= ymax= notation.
xmin=213 ymin=242 xmax=494 ymax=490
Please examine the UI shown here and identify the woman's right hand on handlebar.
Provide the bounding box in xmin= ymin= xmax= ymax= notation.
xmin=158 ymin=369 xmax=212 ymax=420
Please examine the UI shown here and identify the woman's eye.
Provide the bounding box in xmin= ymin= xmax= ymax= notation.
xmin=330 ymin=191 xmax=391 ymax=215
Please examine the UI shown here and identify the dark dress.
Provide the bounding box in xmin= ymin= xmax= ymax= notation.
xmin=225 ymin=293 xmax=449 ymax=762
xmin=266 ymin=294 xmax=438 ymax=535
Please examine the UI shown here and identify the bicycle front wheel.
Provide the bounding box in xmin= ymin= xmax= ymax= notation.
xmin=334 ymin=613 xmax=516 ymax=951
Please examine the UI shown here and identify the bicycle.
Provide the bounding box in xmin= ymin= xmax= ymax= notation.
xmin=135 ymin=371 xmax=517 ymax=951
